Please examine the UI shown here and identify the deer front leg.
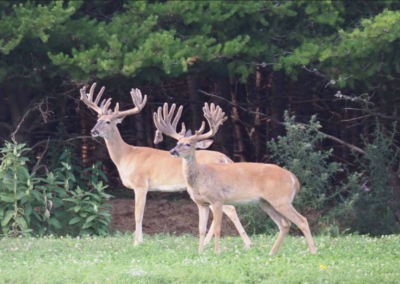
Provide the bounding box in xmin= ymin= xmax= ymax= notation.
xmin=211 ymin=202 xmax=223 ymax=254
xmin=204 ymin=206 xmax=215 ymax=246
xmin=197 ymin=204 xmax=210 ymax=253
xmin=205 ymin=205 xmax=252 ymax=248
xmin=134 ymin=189 xmax=147 ymax=246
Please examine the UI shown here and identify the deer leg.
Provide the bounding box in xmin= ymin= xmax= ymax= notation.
xmin=221 ymin=205 xmax=252 ymax=248
xmin=133 ymin=189 xmax=147 ymax=246
xmin=204 ymin=206 xmax=215 ymax=246
xmin=273 ymin=203 xmax=317 ymax=254
xmin=259 ymin=200 xmax=291 ymax=255
xmin=211 ymin=202 xmax=223 ymax=254
xmin=197 ymin=204 xmax=210 ymax=253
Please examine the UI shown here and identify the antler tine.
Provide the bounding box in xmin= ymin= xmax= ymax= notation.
xmin=114 ymin=102 xmax=120 ymax=113
xmin=112 ymin=88 xmax=148 ymax=118
xmin=101 ymin=98 xmax=113 ymax=114
xmin=153 ymin=103 xmax=185 ymax=141
xmin=79 ymin=83 xmax=104 ymax=115
xmin=94 ymin=86 xmax=105 ymax=105
xmin=192 ymin=103 xmax=227 ymax=141
xmin=178 ymin=122 xmax=187 ymax=136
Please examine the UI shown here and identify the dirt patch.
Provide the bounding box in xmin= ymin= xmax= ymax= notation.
xmin=109 ymin=198 xmax=239 ymax=237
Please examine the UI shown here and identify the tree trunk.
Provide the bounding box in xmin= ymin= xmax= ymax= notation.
xmin=187 ymin=75 xmax=202 ymax=129
xmin=135 ymin=112 xmax=144 ymax=146
xmin=252 ymin=67 xmax=262 ymax=162
xmin=80 ymin=110 xmax=90 ymax=168
xmin=270 ymin=71 xmax=288 ymax=140
xmin=230 ymin=78 xmax=246 ymax=162
xmin=211 ymin=76 xmax=233 ymax=158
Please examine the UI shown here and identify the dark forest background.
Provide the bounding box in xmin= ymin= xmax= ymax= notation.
xmin=0 ymin=1 xmax=400 ymax=236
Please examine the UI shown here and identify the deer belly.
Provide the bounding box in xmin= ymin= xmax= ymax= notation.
xmin=148 ymin=185 xmax=186 ymax=192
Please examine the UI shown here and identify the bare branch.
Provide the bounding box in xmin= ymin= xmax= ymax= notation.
xmin=199 ymin=89 xmax=367 ymax=155
xmin=31 ymin=137 xmax=50 ymax=175
xmin=302 ymin=66 xmax=326 ymax=78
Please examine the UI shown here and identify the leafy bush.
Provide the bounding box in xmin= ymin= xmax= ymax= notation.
xmin=347 ymin=121 xmax=399 ymax=235
xmin=236 ymin=205 xmax=277 ymax=235
xmin=0 ymin=142 xmax=34 ymax=237
xmin=0 ymin=141 xmax=113 ymax=237
xmin=238 ymin=111 xmax=362 ymax=235
xmin=267 ymin=111 xmax=352 ymax=212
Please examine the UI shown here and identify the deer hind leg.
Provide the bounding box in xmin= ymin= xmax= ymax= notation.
xmin=197 ymin=204 xmax=210 ymax=253
xmin=272 ymin=202 xmax=317 ymax=254
xmin=133 ymin=189 xmax=148 ymax=246
xmin=259 ymin=200 xmax=291 ymax=255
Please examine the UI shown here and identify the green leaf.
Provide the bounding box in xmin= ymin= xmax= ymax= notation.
xmin=64 ymin=198 xmax=79 ymax=204
xmin=20 ymin=195 xmax=30 ymax=205
xmin=0 ymin=193 xmax=15 ymax=203
xmin=97 ymin=227 xmax=108 ymax=235
xmin=68 ymin=171 xmax=76 ymax=182
xmin=98 ymin=219 xmax=109 ymax=226
xmin=98 ymin=171 xmax=108 ymax=181
xmin=82 ymin=221 xmax=94 ymax=229
xmin=16 ymin=191 xmax=27 ymax=200
xmin=98 ymin=211 xmax=111 ymax=217
xmin=86 ymin=215 xmax=97 ymax=223
xmin=74 ymin=205 xmax=81 ymax=212
xmin=1 ymin=210 xmax=14 ymax=227
xmin=17 ymin=166 xmax=30 ymax=179
xmin=68 ymin=216 xmax=82 ymax=225
xmin=17 ymin=216 xmax=28 ymax=229
xmin=25 ymin=204 xmax=33 ymax=216
xmin=49 ymin=218 xmax=62 ymax=229
xmin=52 ymin=198 xmax=64 ymax=208
xmin=30 ymin=190 xmax=43 ymax=200
xmin=32 ymin=212 xmax=42 ymax=222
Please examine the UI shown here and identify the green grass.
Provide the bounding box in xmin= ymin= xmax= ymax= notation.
xmin=0 ymin=234 xmax=399 ymax=284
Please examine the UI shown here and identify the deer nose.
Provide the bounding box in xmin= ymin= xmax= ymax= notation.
xmin=91 ymin=129 xmax=99 ymax=136
xmin=170 ymin=149 xmax=179 ymax=157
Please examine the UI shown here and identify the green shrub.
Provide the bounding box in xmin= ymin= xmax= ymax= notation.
xmin=0 ymin=141 xmax=113 ymax=237
xmin=0 ymin=142 xmax=35 ymax=237
xmin=238 ymin=111 xmax=362 ymax=235
xmin=348 ymin=121 xmax=399 ymax=235
xmin=267 ymin=111 xmax=347 ymax=212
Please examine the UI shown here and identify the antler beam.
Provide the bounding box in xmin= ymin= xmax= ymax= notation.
xmin=80 ymin=83 xmax=106 ymax=115
xmin=112 ymin=88 xmax=148 ymax=119
xmin=153 ymin=103 xmax=187 ymax=141
xmin=193 ymin=103 xmax=228 ymax=141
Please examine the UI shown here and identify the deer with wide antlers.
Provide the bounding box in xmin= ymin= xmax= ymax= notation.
xmin=79 ymin=83 xmax=252 ymax=247
xmin=153 ymin=102 xmax=317 ymax=255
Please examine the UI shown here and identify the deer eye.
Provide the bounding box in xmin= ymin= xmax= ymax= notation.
xmin=106 ymin=121 xmax=111 ymax=125
xmin=185 ymin=143 xmax=191 ymax=147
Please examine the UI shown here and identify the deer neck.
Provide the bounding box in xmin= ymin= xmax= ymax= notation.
xmin=103 ymin=127 xmax=131 ymax=166
xmin=182 ymin=152 xmax=200 ymax=189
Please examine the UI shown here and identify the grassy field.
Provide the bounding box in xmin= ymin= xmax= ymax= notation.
xmin=0 ymin=233 xmax=399 ymax=284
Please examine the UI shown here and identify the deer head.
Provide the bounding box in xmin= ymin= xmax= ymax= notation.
xmin=153 ymin=102 xmax=227 ymax=159
xmin=80 ymin=83 xmax=147 ymax=139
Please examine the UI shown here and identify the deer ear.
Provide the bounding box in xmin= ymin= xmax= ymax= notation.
xmin=195 ymin=139 xmax=213 ymax=149
xmin=114 ymin=116 xmax=125 ymax=124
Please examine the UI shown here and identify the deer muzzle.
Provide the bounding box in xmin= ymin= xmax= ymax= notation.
xmin=170 ymin=149 xmax=180 ymax=157
xmin=91 ymin=129 xmax=100 ymax=137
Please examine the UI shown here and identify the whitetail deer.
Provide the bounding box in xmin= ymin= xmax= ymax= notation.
xmin=153 ymin=102 xmax=317 ymax=255
xmin=79 ymin=83 xmax=252 ymax=247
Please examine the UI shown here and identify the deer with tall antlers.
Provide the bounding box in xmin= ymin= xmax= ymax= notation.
xmin=79 ymin=83 xmax=252 ymax=247
xmin=153 ymin=102 xmax=317 ymax=255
